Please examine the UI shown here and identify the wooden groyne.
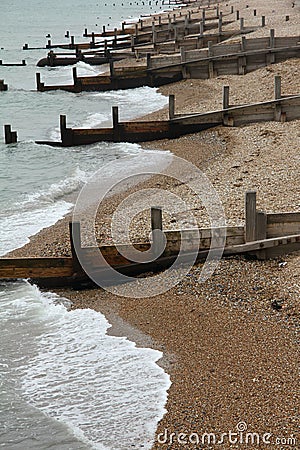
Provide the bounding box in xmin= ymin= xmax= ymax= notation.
xmin=35 ymin=64 xmax=183 ymax=93
xmin=149 ymin=32 xmax=300 ymax=77
xmin=37 ymin=50 xmax=114 ymax=67
xmin=35 ymin=2 xmax=234 ymax=66
xmin=35 ymin=33 xmax=300 ymax=93
xmin=0 ymin=192 xmax=299 ymax=288
xmin=36 ymin=110 xmax=218 ymax=146
xmin=36 ymin=76 xmax=300 ymax=147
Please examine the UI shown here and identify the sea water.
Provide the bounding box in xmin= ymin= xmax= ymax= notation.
xmin=0 ymin=1 xmax=172 ymax=448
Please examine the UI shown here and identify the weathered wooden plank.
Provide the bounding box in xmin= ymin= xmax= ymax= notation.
xmin=267 ymin=212 xmax=300 ymax=224
xmin=73 ymin=128 xmax=113 ymax=136
xmin=165 ymin=226 xmax=244 ymax=240
xmin=123 ymin=121 xmax=170 ymax=132
xmin=275 ymin=36 xmax=299 ymax=47
xmin=0 ymin=257 xmax=73 ymax=279
xmin=0 ymin=257 xmax=73 ymax=268
xmin=224 ymin=234 xmax=300 ymax=254
xmin=244 ymin=37 xmax=270 ymax=51
xmin=267 ymin=223 xmax=300 ymax=238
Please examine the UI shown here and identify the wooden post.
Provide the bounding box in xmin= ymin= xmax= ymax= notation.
xmin=184 ymin=18 xmax=188 ymax=36
xmin=152 ymin=29 xmax=157 ymax=45
xmin=256 ymin=211 xmax=267 ymax=240
xmin=130 ymin=35 xmax=135 ymax=52
xmin=36 ymin=72 xmax=40 ymax=88
xmin=84 ymin=28 xmax=88 ymax=37
xmin=261 ymin=15 xmax=265 ymax=27
xmin=104 ymin=39 xmax=108 ymax=56
xmin=60 ymin=114 xmax=67 ymax=137
xmin=218 ymin=14 xmax=223 ymax=33
xmin=230 ymin=5 xmax=234 ymax=13
xmin=36 ymin=73 xmax=44 ymax=91
xmin=285 ymin=15 xmax=289 ymax=21
xmin=169 ymin=94 xmax=175 ymax=119
xmin=23 ymin=43 xmax=29 ymax=50
xmin=151 ymin=207 xmax=164 ymax=258
xmin=255 ymin=211 xmax=267 ymax=259
xmin=241 ymin=36 xmax=246 ymax=51
xmin=238 ymin=55 xmax=246 ymax=75
xmin=208 ymin=41 xmax=214 ymax=78
xmin=236 ymin=10 xmax=239 ymax=20
xmin=240 ymin=17 xmax=244 ymax=31
xmin=222 ymin=85 xmax=229 ymax=109
xmin=199 ymin=19 xmax=204 ymax=36
xmin=102 ymin=25 xmax=106 ymax=35
xmin=269 ymin=28 xmax=275 ymax=48
xmin=4 ymin=125 xmax=17 ymax=144
xmin=65 ymin=30 xmax=70 ymax=38
xmin=60 ymin=114 xmax=73 ymax=146
xmin=122 ymin=22 xmax=125 ymax=33
xmin=274 ymin=74 xmax=282 ymax=121
xmin=180 ymin=46 xmax=186 ymax=62
xmin=72 ymin=67 xmax=78 ymax=85
xmin=253 ymin=9 xmax=257 ymax=16
xmin=112 ymin=106 xmax=119 ymax=133
xmin=245 ymin=191 xmax=257 ymax=242
xmin=146 ymin=53 xmax=151 ymax=69
xmin=69 ymin=222 xmax=83 ymax=275
xmin=274 ymin=75 xmax=281 ymax=99
xmin=174 ymin=26 xmax=178 ymax=43
xmin=91 ymin=32 xmax=95 ymax=46
xmin=0 ymin=80 xmax=8 ymax=91
xmin=109 ymin=59 xmax=114 ymax=77
xmin=70 ymin=36 xmax=75 ymax=48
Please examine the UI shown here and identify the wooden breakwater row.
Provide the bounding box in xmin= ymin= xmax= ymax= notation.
xmin=0 ymin=192 xmax=299 ymax=288
xmin=36 ymin=25 xmax=243 ymax=69
xmin=35 ymin=4 xmax=236 ymax=66
xmin=35 ymin=76 xmax=300 ymax=147
xmin=149 ymin=32 xmax=300 ymax=76
xmin=32 ymin=2 xmax=224 ymax=51
xmin=35 ymin=33 xmax=300 ymax=93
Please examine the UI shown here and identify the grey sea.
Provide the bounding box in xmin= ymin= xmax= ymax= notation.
xmin=0 ymin=1 xmax=173 ymax=448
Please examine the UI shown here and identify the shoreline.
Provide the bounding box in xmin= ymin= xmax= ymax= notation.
xmin=5 ymin=0 xmax=300 ymax=448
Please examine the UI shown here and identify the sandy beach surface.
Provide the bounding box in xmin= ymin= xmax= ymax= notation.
xmin=7 ymin=0 xmax=300 ymax=448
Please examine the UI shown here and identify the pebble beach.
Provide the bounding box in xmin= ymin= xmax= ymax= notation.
xmin=7 ymin=0 xmax=300 ymax=448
